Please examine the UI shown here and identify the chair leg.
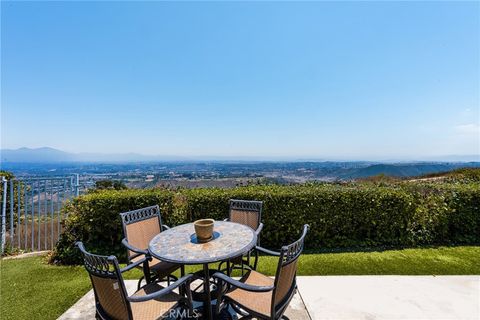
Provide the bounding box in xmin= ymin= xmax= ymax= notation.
xmin=137 ymin=276 xmax=145 ymax=290
xmin=179 ymin=265 xmax=186 ymax=296
xmin=214 ymin=279 xmax=222 ymax=317
xmin=218 ymin=260 xmax=226 ymax=272
xmin=182 ymin=282 xmax=194 ymax=317
xmin=275 ymin=304 xmax=291 ymax=320
xmin=142 ymin=261 xmax=152 ymax=283
xmin=253 ymin=249 xmax=259 ymax=270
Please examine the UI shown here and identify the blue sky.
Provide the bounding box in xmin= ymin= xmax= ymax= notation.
xmin=1 ymin=1 xmax=479 ymax=160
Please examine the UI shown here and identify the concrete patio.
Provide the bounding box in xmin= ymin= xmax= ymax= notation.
xmin=59 ymin=276 xmax=479 ymax=320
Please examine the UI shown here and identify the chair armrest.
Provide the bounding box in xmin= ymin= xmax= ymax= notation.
xmin=255 ymin=223 xmax=264 ymax=236
xmin=255 ymin=246 xmax=281 ymax=256
xmin=121 ymin=238 xmax=149 ymax=255
xmin=120 ymin=256 xmax=149 ymax=273
xmin=212 ymin=272 xmax=274 ymax=292
xmin=127 ymin=274 xmax=194 ymax=302
xmin=162 ymin=225 xmax=170 ymax=231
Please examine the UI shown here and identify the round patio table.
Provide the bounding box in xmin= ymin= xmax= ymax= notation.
xmin=148 ymin=221 xmax=257 ymax=320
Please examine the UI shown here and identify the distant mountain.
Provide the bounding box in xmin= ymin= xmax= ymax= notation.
xmin=420 ymin=154 xmax=480 ymax=162
xmin=0 ymin=147 xmax=179 ymax=163
xmin=339 ymin=163 xmax=480 ymax=179
xmin=1 ymin=147 xmax=75 ymax=163
xmin=1 ymin=147 xmax=479 ymax=164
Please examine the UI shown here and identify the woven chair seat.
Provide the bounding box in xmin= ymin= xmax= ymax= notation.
xmin=131 ymin=256 xmax=179 ymax=277
xmin=130 ymin=282 xmax=181 ymax=320
xmin=225 ymin=270 xmax=274 ymax=317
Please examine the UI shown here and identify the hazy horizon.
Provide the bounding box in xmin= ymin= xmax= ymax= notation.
xmin=2 ymin=2 xmax=479 ymax=158
xmin=1 ymin=146 xmax=479 ymax=163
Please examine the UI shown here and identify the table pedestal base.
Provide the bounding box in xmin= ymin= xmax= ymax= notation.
xmin=192 ymin=303 xmax=236 ymax=320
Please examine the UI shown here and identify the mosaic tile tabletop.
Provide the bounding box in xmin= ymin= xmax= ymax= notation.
xmin=148 ymin=221 xmax=257 ymax=264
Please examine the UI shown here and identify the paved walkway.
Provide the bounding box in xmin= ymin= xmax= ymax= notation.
xmin=59 ymin=276 xmax=479 ymax=320
xmin=297 ymin=276 xmax=479 ymax=320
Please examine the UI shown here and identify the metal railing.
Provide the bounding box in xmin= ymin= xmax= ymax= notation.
xmin=0 ymin=174 xmax=85 ymax=254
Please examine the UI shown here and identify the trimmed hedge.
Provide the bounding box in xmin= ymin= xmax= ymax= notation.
xmin=51 ymin=183 xmax=480 ymax=264
xmin=51 ymin=190 xmax=175 ymax=265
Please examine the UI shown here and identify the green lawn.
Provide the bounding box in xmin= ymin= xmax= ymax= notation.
xmin=1 ymin=246 xmax=479 ymax=320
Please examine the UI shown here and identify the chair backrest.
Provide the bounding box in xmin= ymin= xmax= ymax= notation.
xmin=76 ymin=242 xmax=132 ymax=320
xmin=271 ymin=224 xmax=309 ymax=316
xmin=229 ymin=199 xmax=263 ymax=231
xmin=120 ymin=205 xmax=162 ymax=261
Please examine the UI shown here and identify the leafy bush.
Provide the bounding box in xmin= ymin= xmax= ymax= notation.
xmin=92 ymin=180 xmax=128 ymax=191
xmin=50 ymin=182 xmax=480 ymax=265
xmin=51 ymin=189 xmax=175 ymax=264
xmin=443 ymin=184 xmax=480 ymax=243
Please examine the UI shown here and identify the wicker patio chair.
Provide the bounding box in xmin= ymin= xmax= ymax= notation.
xmin=76 ymin=242 xmax=194 ymax=320
xmin=213 ymin=224 xmax=309 ymax=320
xmin=120 ymin=205 xmax=184 ymax=288
xmin=219 ymin=199 xmax=264 ymax=274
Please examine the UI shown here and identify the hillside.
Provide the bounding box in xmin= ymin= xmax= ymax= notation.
xmin=1 ymin=147 xmax=75 ymax=163
xmin=412 ymin=167 xmax=480 ymax=182
xmin=340 ymin=163 xmax=480 ymax=180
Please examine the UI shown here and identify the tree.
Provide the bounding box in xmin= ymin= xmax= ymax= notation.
xmin=94 ymin=180 xmax=127 ymax=191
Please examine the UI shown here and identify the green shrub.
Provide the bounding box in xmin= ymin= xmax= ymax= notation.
xmin=181 ymin=184 xmax=417 ymax=249
xmin=401 ymin=183 xmax=480 ymax=245
xmin=443 ymin=184 xmax=480 ymax=243
xmin=51 ymin=182 xmax=480 ymax=265
xmin=51 ymin=189 xmax=175 ymax=264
